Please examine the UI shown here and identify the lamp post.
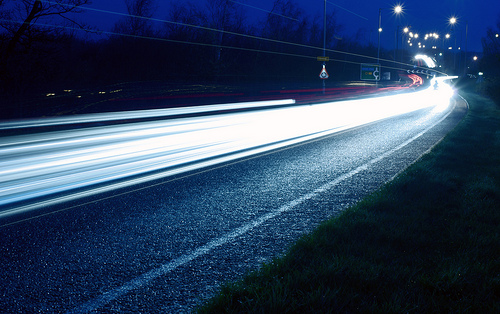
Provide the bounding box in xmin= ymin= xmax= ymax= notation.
xmin=401 ymin=26 xmax=409 ymax=68
xmin=322 ymin=0 xmax=326 ymax=93
xmin=323 ymin=0 xmax=326 ymax=61
xmin=449 ymin=17 xmax=457 ymax=74
xmin=464 ymin=20 xmax=468 ymax=76
xmin=377 ymin=5 xmax=403 ymax=82
xmin=467 ymin=55 xmax=478 ymax=75
xmin=377 ymin=8 xmax=382 ymax=65
xmin=394 ymin=25 xmax=399 ymax=68
xmin=443 ymin=33 xmax=450 ymax=50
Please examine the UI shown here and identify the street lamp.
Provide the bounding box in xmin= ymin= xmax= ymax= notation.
xmin=443 ymin=33 xmax=451 ymax=51
xmin=467 ymin=56 xmax=478 ymax=74
xmin=377 ymin=5 xmax=403 ymax=67
xmin=401 ymin=27 xmax=409 ymax=67
xmin=449 ymin=17 xmax=458 ymax=74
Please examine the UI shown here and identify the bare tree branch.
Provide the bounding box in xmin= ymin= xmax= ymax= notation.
xmin=3 ymin=0 xmax=91 ymax=59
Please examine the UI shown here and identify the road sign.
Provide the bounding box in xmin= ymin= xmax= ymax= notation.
xmin=317 ymin=56 xmax=329 ymax=62
xmin=319 ymin=65 xmax=329 ymax=79
xmin=360 ymin=63 xmax=380 ymax=81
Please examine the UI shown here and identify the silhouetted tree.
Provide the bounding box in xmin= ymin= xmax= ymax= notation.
xmin=113 ymin=0 xmax=156 ymax=36
xmin=263 ymin=0 xmax=307 ymax=45
xmin=0 ymin=0 xmax=91 ymax=94
xmin=480 ymin=14 xmax=500 ymax=103
xmin=1 ymin=0 xmax=90 ymax=60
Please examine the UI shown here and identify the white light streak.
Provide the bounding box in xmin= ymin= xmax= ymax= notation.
xmin=0 ymin=88 xmax=454 ymax=217
xmin=67 ymin=93 xmax=457 ymax=314
xmin=415 ymin=54 xmax=436 ymax=68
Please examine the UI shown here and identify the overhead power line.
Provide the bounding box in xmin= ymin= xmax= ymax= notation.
xmin=7 ymin=2 xmax=444 ymax=74
xmin=1 ymin=17 xmax=442 ymax=76
xmin=228 ymin=0 xmax=299 ymax=21
xmin=326 ymin=1 xmax=369 ymax=21
xmin=41 ymin=0 xmax=382 ymax=64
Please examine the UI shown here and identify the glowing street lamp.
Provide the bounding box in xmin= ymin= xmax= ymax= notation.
xmin=443 ymin=33 xmax=451 ymax=51
xmin=377 ymin=4 xmax=403 ymax=65
xmin=449 ymin=16 xmax=458 ymax=56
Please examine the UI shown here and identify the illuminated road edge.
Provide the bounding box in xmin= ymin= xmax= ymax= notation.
xmin=0 ymin=80 xmax=455 ymax=218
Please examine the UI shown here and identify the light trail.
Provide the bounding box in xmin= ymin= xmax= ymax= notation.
xmin=67 ymin=89 xmax=458 ymax=314
xmin=0 ymin=83 xmax=455 ymax=218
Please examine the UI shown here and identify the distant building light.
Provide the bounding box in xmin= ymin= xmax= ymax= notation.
xmin=478 ymin=72 xmax=484 ymax=76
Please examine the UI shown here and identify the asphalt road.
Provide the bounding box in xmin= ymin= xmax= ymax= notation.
xmin=0 ymin=94 xmax=467 ymax=313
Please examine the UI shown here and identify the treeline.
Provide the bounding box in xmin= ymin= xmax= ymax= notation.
xmin=479 ymin=16 xmax=500 ymax=105
xmin=1 ymin=0 xmax=498 ymax=98
xmin=0 ymin=0 xmax=388 ymax=96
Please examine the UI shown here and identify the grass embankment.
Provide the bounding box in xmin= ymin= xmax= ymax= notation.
xmin=198 ymin=91 xmax=500 ymax=313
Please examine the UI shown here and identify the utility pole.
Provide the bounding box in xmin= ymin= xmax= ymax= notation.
xmin=464 ymin=21 xmax=468 ymax=76
xmin=323 ymin=0 xmax=326 ymax=94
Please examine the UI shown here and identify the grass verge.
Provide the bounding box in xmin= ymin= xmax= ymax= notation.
xmin=197 ymin=91 xmax=500 ymax=313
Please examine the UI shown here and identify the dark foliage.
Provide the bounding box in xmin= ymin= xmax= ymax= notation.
xmin=480 ymin=15 xmax=500 ymax=105
xmin=0 ymin=0 xmax=376 ymax=99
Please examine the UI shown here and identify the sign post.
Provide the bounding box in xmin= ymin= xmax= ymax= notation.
xmin=360 ymin=63 xmax=380 ymax=81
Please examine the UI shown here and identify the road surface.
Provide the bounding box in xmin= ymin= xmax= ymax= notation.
xmin=0 ymin=90 xmax=467 ymax=313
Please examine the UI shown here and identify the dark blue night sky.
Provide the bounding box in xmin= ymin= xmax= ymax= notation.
xmin=78 ymin=0 xmax=499 ymax=52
